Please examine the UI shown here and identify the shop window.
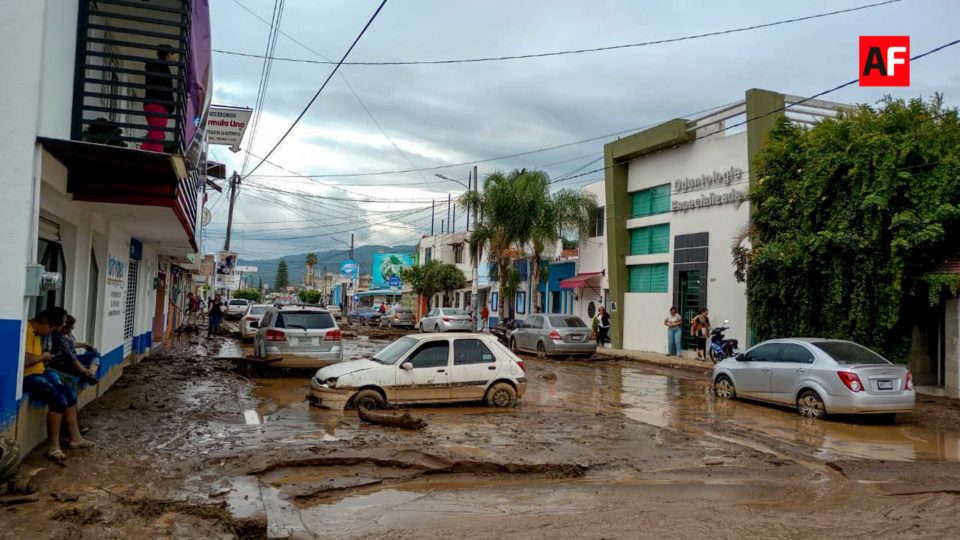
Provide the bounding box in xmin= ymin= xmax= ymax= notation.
xmin=631 ymin=184 xmax=671 ymax=218
xmin=550 ymin=291 xmax=562 ymax=313
xmin=453 ymin=244 xmax=464 ymax=264
xmin=630 ymin=224 xmax=670 ymax=255
xmin=628 ymin=264 xmax=669 ymax=293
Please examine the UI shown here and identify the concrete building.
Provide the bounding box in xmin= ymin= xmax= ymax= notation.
xmin=568 ymin=180 xmax=609 ymax=323
xmin=1 ymin=1 xmax=213 ymax=453
xmin=604 ymin=89 xmax=843 ymax=356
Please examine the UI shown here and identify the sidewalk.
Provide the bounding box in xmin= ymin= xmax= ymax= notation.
xmin=595 ymin=347 xmax=713 ymax=373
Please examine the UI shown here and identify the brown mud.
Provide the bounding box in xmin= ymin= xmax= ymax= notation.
xmin=3 ymin=326 xmax=960 ymax=539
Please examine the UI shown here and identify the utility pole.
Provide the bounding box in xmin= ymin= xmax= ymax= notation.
xmin=350 ymin=234 xmax=356 ymax=312
xmin=471 ymin=165 xmax=479 ymax=332
xmin=466 ymin=171 xmax=471 ymax=231
xmin=447 ymin=194 xmax=452 ymax=235
xmin=223 ymin=171 xmax=240 ymax=251
xmin=431 ymin=200 xmax=435 ymax=236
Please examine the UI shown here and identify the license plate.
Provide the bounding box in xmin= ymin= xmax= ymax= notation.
xmin=877 ymin=380 xmax=894 ymax=390
xmin=288 ymin=337 xmax=299 ymax=346
xmin=311 ymin=337 xmax=320 ymax=345
xmin=570 ymin=335 xmax=582 ymax=341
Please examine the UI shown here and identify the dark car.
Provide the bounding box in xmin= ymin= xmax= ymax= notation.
xmin=346 ymin=308 xmax=382 ymax=326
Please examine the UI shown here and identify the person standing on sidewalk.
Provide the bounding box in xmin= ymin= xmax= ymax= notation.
xmin=480 ymin=304 xmax=489 ymax=332
xmin=141 ymin=44 xmax=177 ymax=152
xmin=691 ymin=308 xmax=710 ymax=360
xmin=595 ymin=306 xmax=611 ymax=347
xmin=664 ymin=307 xmax=682 ymax=356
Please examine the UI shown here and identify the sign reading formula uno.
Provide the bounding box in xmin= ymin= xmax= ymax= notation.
xmin=672 ymin=166 xmax=747 ymax=213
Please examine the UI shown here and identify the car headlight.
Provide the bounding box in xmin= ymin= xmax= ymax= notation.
xmin=326 ymin=378 xmax=337 ymax=388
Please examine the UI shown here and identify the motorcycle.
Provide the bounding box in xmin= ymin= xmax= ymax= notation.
xmin=490 ymin=318 xmax=521 ymax=346
xmin=708 ymin=320 xmax=738 ymax=363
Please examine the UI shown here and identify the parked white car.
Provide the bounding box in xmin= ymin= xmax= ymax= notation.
xmin=310 ymin=334 xmax=527 ymax=410
xmin=225 ymin=298 xmax=251 ymax=320
xmin=418 ymin=308 xmax=473 ymax=333
xmin=240 ymin=304 xmax=272 ymax=340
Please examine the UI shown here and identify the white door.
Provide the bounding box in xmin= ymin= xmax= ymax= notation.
xmin=450 ymin=339 xmax=498 ymax=400
xmin=395 ymin=339 xmax=451 ymax=402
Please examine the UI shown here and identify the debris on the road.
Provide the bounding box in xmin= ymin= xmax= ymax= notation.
xmin=541 ymin=372 xmax=557 ymax=381
xmin=51 ymin=491 xmax=79 ymax=502
xmin=358 ymin=406 xmax=427 ymax=429
xmin=704 ymin=457 xmax=726 ymax=466
xmin=0 ymin=494 xmax=39 ymax=506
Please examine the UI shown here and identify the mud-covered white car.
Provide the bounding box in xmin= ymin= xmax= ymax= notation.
xmin=310 ymin=334 xmax=527 ymax=410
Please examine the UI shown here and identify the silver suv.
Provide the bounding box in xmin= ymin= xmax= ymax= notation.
xmin=253 ymin=305 xmax=343 ymax=369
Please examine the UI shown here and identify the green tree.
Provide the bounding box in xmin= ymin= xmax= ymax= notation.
xmin=460 ymin=168 xmax=596 ymax=315
xmin=233 ymin=288 xmax=262 ymax=302
xmin=734 ymin=95 xmax=960 ymax=362
xmin=298 ymin=289 xmax=322 ymax=304
xmin=402 ymin=260 xmax=467 ymax=309
xmin=258 ymin=277 xmax=263 ymax=292
xmin=305 ymin=252 xmax=318 ymax=287
xmin=275 ymin=259 xmax=289 ymax=291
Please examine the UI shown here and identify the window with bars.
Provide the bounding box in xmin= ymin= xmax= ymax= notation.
xmin=628 ymin=263 xmax=669 ymax=293
xmin=631 ymin=184 xmax=671 ymax=218
xmin=124 ymin=260 xmax=138 ymax=340
xmin=630 ymin=223 xmax=670 ymax=255
xmin=589 ymin=206 xmax=605 ymax=237
xmin=453 ymin=244 xmax=464 ymax=264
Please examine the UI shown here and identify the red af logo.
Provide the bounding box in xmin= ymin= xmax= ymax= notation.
xmin=859 ymin=36 xmax=910 ymax=86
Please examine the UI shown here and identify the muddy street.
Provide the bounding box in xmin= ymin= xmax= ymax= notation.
xmin=3 ymin=329 xmax=960 ymax=539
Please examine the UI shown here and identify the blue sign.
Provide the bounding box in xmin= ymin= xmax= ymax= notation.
xmin=389 ymin=276 xmax=400 ymax=288
xmin=340 ymin=259 xmax=359 ymax=279
xmin=372 ymin=253 xmax=414 ymax=288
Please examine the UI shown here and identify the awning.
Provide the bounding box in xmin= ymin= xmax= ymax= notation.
xmin=356 ymin=289 xmax=401 ymax=298
xmin=559 ymin=272 xmax=602 ymax=289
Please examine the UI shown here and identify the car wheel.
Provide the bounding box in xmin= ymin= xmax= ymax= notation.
xmin=714 ymin=375 xmax=736 ymax=400
xmin=536 ymin=342 xmax=547 ymax=359
xmin=485 ymin=382 xmax=517 ymax=408
xmin=353 ymin=389 xmax=386 ymax=410
xmin=797 ymin=390 xmax=826 ymax=419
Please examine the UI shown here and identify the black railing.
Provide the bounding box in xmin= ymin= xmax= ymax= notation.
xmin=72 ymin=0 xmax=191 ymax=153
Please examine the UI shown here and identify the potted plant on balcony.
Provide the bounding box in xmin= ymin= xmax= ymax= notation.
xmin=82 ymin=117 xmax=126 ymax=147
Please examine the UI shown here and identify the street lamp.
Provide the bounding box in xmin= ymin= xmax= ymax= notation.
xmin=435 ymin=173 xmax=470 ymax=190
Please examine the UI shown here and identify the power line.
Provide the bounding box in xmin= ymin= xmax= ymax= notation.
xmin=216 ymin=0 xmax=902 ymax=66
xmin=243 ymin=0 xmax=390 ymax=178
xmin=240 ymin=0 xmax=285 ymax=176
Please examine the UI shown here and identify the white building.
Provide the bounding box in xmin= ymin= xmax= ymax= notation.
xmin=603 ymin=89 xmax=843 ymax=356
xmin=1 ymin=0 xmax=213 ymax=454
xmin=568 ymin=180 xmax=609 ymax=323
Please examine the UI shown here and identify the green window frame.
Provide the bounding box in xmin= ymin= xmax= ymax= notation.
xmin=630 ymin=223 xmax=670 ymax=255
xmin=628 ymin=263 xmax=669 ymax=293
xmin=631 ymin=184 xmax=671 ymax=218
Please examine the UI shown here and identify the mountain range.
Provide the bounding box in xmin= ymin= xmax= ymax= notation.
xmin=237 ymin=244 xmax=416 ymax=288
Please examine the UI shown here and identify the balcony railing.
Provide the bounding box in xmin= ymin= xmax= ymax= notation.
xmin=71 ymin=0 xmax=191 ymax=153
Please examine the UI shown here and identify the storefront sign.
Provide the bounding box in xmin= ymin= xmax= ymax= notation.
xmin=235 ymin=265 xmax=258 ymax=273
xmin=672 ymin=188 xmax=747 ymax=213
xmin=207 ymin=106 xmax=253 ymax=148
xmin=674 ymin=166 xmax=744 ymax=193
xmin=107 ymin=255 xmax=126 ymax=288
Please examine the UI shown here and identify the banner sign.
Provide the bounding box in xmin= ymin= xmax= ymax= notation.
xmin=235 ymin=265 xmax=258 ymax=273
xmin=217 ymin=251 xmax=237 ymax=275
xmin=372 ymin=253 xmax=414 ymax=288
xmin=340 ymin=259 xmax=359 ymax=279
xmin=207 ymin=106 xmax=253 ymax=148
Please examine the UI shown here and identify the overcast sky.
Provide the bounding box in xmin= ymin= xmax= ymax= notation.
xmin=202 ymin=0 xmax=960 ymax=260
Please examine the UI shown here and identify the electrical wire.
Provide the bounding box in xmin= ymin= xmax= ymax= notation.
xmin=216 ymin=0 xmax=902 ymax=66
xmin=243 ymin=0 xmax=390 ymax=178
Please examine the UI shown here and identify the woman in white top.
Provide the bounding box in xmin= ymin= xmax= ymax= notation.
xmin=664 ymin=307 xmax=682 ymax=356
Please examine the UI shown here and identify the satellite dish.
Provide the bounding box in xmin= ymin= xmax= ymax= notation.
xmin=201 ymin=208 xmax=212 ymax=226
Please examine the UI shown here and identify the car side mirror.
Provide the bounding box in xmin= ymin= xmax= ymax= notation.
xmin=401 ymin=362 xmax=414 ymax=371
xmin=735 ymin=353 xmax=745 ymax=362
xmin=250 ymin=321 xmax=259 ymax=329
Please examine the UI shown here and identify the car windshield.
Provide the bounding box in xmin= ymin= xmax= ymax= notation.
xmin=548 ymin=316 xmax=587 ymax=328
xmin=249 ymin=306 xmax=270 ymax=315
xmin=443 ymin=309 xmax=467 ymax=316
xmin=230 ymin=300 xmax=247 ymax=305
xmin=275 ymin=311 xmax=335 ymax=330
xmin=373 ymin=337 xmax=419 ymax=364
xmin=811 ymin=341 xmax=891 ymax=365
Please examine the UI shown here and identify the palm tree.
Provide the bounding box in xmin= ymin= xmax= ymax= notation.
xmin=305 ymin=252 xmax=318 ymax=287
xmin=529 ymin=185 xmax=598 ymax=313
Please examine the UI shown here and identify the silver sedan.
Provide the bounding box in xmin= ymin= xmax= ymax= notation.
xmin=419 ymin=308 xmax=473 ymax=333
xmin=712 ymin=338 xmax=914 ymax=420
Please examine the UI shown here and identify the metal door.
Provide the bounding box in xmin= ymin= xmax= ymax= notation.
xmin=679 ymin=270 xmax=701 ymax=350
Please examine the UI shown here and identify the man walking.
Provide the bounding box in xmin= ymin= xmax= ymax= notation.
xmin=208 ymin=295 xmax=224 ymax=337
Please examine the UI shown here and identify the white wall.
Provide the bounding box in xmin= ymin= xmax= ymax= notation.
xmin=38 ymin=0 xmax=78 ymax=139
xmin=621 ymin=131 xmax=749 ymax=354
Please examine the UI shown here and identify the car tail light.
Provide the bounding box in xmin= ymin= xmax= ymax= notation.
xmin=325 ymin=329 xmax=342 ymax=341
xmin=905 ymin=371 xmax=913 ymax=391
xmin=265 ymin=329 xmax=286 ymax=342
xmin=549 ymin=330 xmax=562 ymax=340
xmin=516 ymin=360 xmax=526 ymax=372
xmin=442 ymin=316 xmax=451 ymax=322
xmin=838 ymin=371 xmax=864 ymax=392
